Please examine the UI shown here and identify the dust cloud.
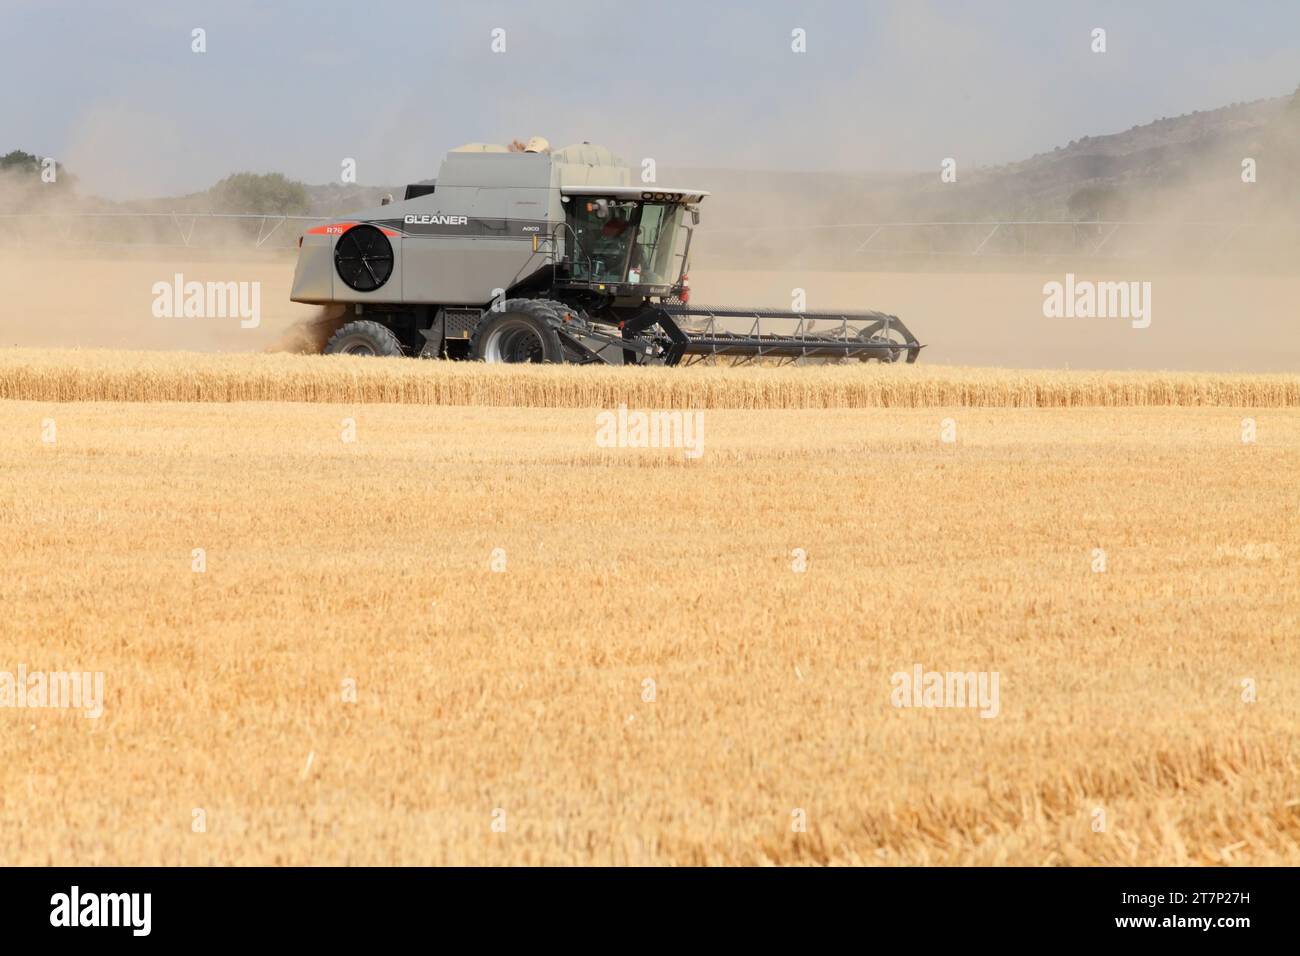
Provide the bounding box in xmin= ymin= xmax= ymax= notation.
xmin=2 ymin=248 xmax=1296 ymax=371
xmin=691 ymin=268 xmax=1300 ymax=372
xmin=272 ymin=304 xmax=348 ymax=354
xmin=0 ymin=251 xmax=318 ymax=352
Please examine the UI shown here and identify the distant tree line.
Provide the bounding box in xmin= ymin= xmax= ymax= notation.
xmin=0 ymin=149 xmax=76 ymax=187
xmin=1 ymin=151 xmax=313 ymax=215
xmin=207 ymin=171 xmax=310 ymax=215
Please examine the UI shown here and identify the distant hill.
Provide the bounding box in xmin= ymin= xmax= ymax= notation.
xmin=90 ymin=86 xmax=1300 ymax=228
xmin=665 ymin=89 xmax=1300 ymax=228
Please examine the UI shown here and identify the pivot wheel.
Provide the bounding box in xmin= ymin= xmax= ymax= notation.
xmin=857 ymin=317 xmax=921 ymax=364
xmin=334 ymin=224 xmax=394 ymax=292
xmin=470 ymin=303 xmax=565 ymax=364
xmin=324 ymin=319 xmax=404 ymax=356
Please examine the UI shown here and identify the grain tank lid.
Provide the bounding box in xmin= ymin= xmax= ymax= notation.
xmin=562 ymin=185 xmax=710 ymax=204
xmin=552 ymin=142 xmax=624 ymax=165
xmin=552 ymin=142 xmax=632 ymax=189
xmin=449 ymin=142 xmax=510 ymax=153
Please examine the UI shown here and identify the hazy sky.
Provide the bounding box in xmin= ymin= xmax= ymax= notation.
xmin=5 ymin=0 xmax=1300 ymax=199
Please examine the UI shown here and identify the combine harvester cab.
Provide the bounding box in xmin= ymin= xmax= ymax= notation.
xmin=290 ymin=139 xmax=922 ymax=364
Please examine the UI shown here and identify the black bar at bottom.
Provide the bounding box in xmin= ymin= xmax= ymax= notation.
xmin=0 ymin=866 xmax=1282 ymax=945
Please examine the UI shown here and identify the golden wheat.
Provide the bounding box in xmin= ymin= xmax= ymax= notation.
xmin=0 ymin=348 xmax=1297 ymax=409
xmin=1 ymin=399 xmax=1297 ymax=865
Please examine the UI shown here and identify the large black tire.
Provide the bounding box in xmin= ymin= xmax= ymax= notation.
xmin=324 ymin=319 xmax=405 ymax=356
xmin=469 ymin=300 xmax=566 ymax=364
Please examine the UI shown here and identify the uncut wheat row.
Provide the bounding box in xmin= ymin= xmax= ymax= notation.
xmin=1 ymin=348 xmax=1298 ymax=408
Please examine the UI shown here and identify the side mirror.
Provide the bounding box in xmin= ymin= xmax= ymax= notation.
xmin=690 ymin=207 xmax=701 ymax=226
xmin=595 ymin=198 xmax=609 ymax=220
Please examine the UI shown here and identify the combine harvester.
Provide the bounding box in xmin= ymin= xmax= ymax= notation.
xmin=290 ymin=139 xmax=922 ymax=365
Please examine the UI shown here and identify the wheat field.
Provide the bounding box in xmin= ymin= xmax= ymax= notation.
xmin=1 ymin=348 xmax=1299 ymax=409
xmin=2 ymin=370 xmax=1298 ymax=865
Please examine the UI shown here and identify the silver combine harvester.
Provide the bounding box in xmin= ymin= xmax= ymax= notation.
xmin=290 ymin=138 xmax=922 ymax=365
